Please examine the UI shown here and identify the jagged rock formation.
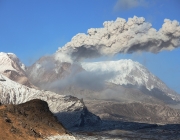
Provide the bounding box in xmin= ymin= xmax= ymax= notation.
xmin=0 ymin=99 xmax=67 ymax=140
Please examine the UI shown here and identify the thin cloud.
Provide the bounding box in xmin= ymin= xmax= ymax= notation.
xmin=47 ymin=70 xmax=116 ymax=92
xmin=114 ymin=0 xmax=148 ymax=11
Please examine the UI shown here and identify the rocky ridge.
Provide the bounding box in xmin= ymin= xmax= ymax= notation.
xmin=85 ymin=100 xmax=180 ymax=124
xmin=0 ymin=74 xmax=101 ymax=129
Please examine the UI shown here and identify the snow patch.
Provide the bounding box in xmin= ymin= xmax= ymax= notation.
xmin=44 ymin=134 xmax=76 ymax=140
xmin=0 ymin=52 xmax=26 ymax=72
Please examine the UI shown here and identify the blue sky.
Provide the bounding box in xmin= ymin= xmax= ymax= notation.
xmin=0 ymin=0 xmax=180 ymax=93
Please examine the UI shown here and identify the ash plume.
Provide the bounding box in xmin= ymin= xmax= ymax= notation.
xmin=55 ymin=16 xmax=180 ymax=62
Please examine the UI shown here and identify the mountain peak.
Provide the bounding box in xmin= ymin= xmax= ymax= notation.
xmin=0 ymin=52 xmax=34 ymax=88
xmin=82 ymin=59 xmax=180 ymax=101
xmin=0 ymin=52 xmax=26 ymax=72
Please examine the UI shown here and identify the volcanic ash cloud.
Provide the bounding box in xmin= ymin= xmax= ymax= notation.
xmin=55 ymin=16 xmax=180 ymax=62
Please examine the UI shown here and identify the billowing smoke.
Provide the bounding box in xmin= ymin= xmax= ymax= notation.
xmin=55 ymin=16 xmax=180 ymax=62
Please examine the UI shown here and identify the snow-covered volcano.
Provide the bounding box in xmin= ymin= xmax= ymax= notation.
xmin=82 ymin=59 xmax=180 ymax=102
xmin=26 ymin=54 xmax=180 ymax=104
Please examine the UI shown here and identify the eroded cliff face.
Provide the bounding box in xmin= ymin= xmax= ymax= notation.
xmin=0 ymin=99 xmax=67 ymax=140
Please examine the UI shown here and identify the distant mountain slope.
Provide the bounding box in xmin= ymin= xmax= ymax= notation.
xmin=0 ymin=74 xmax=100 ymax=129
xmin=27 ymin=56 xmax=180 ymax=104
xmin=85 ymin=100 xmax=180 ymax=124
xmin=82 ymin=60 xmax=180 ymax=102
xmin=0 ymin=52 xmax=34 ymax=88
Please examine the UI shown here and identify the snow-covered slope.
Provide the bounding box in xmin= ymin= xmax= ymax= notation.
xmin=0 ymin=74 xmax=100 ymax=129
xmin=82 ymin=59 xmax=180 ymax=101
xmin=0 ymin=52 xmax=25 ymax=73
xmin=0 ymin=52 xmax=34 ymax=88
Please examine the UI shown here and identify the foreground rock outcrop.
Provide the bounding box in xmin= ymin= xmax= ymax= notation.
xmin=0 ymin=99 xmax=67 ymax=140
